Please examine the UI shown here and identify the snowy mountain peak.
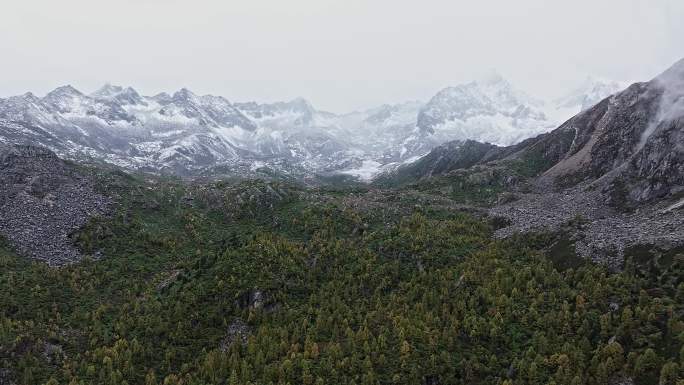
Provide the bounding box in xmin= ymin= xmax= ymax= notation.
xmin=40 ymin=84 xmax=141 ymax=124
xmin=199 ymin=94 xmax=232 ymax=106
xmin=233 ymin=98 xmax=318 ymax=128
xmin=416 ymin=74 xmax=550 ymax=143
xmin=553 ymin=77 xmax=625 ymax=117
xmin=151 ymin=92 xmax=172 ymax=104
xmin=46 ymin=85 xmax=83 ymax=99
xmin=0 ymin=91 xmax=57 ymax=124
xmin=92 ymin=83 xmax=123 ymax=97
xmin=121 ymin=87 xmax=144 ymax=100
xmin=22 ymin=92 xmax=38 ymax=99
xmin=172 ymin=88 xmax=200 ymax=103
xmin=153 ymin=88 xmax=249 ymax=129
xmin=2 ymin=93 xmax=38 ymax=108
xmin=42 ymin=85 xmax=91 ymax=114
xmin=92 ymin=84 xmax=146 ymax=106
xmin=19 ymin=92 xmax=42 ymax=103
xmin=362 ymin=101 xmax=422 ymax=127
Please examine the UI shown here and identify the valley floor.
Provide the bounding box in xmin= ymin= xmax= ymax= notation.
xmin=0 ymin=169 xmax=682 ymax=385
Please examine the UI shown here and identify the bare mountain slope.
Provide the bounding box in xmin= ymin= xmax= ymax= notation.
xmin=0 ymin=145 xmax=111 ymax=265
xmin=381 ymin=59 xmax=684 ymax=268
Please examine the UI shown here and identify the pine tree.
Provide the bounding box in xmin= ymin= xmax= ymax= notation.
xmin=659 ymin=362 xmax=679 ymax=385
xmin=228 ymin=369 xmax=239 ymax=385
xmin=145 ymin=369 xmax=158 ymax=385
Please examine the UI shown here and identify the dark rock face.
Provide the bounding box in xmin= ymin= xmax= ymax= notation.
xmin=622 ymin=119 xmax=683 ymax=204
xmin=0 ymin=145 xmax=111 ymax=266
xmin=489 ymin=62 xmax=684 ymax=268
xmin=390 ymin=60 xmax=684 ymax=204
xmin=375 ymin=140 xmax=507 ymax=187
xmin=538 ymin=60 xmax=683 ymax=205
xmin=381 ymin=59 xmax=684 ymax=268
xmin=404 ymin=140 xmax=499 ymax=180
xmin=235 ymin=289 xmax=266 ymax=310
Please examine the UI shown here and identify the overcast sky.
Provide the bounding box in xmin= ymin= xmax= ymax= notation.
xmin=1 ymin=0 xmax=682 ymax=113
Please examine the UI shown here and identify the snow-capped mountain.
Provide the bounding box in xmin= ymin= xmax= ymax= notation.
xmin=91 ymin=84 xmax=148 ymax=106
xmin=551 ymin=77 xmax=625 ymax=121
xmin=0 ymin=86 xmax=255 ymax=173
xmin=321 ymin=100 xmax=438 ymax=180
xmin=414 ymin=72 xmax=555 ymax=147
xmin=235 ymin=98 xmax=318 ymax=128
xmin=338 ymin=101 xmax=423 ymax=157
xmin=0 ymin=75 xmax=611 ymax=181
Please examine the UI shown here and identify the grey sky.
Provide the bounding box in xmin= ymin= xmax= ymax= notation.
xmin=1 ymin=0 xmax=682 ymax=113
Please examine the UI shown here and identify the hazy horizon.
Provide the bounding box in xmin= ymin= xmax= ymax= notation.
xmin=1 ymin=0 xmax=682 ymax=113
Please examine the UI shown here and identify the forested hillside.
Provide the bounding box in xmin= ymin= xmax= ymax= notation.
xmin=1 ymin=169 xmax=682 ymax=385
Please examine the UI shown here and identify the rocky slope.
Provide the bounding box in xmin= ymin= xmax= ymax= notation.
xmin=383 ymin=59 xmax=684 ymax=268
xmin=0 ymin=145 xmax=110 ymax=266
xmin=535 ymin=61 xmax=684 ymax=205
xmin=390 ymin=60 xmax=683 ymax=197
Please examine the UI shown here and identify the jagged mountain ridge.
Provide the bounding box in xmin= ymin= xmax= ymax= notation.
xmin=379 ymin=59 xmax=684 ymax=268
xmin=553 ymin=77 xmax=625 ymax=113
xmin=0 ymin=75 xmax=619 ymax=180
xmin=386 ymin=60 xmax=683 ymax=205
xmin=416 ymin=73 xmax=551 ymax=142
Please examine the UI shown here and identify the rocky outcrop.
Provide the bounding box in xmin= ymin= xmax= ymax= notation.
xmin=219 ymin=319 xmax=251 ymax=352
xmin=0 ymin=145 xmax=111 ymax=266
xmin=538 ymin=83 xmax=681 ymax=204
xmin=156 ymin=269 xmax=182 ymax=291
xmin=235 ymin=289 xmax=266 ymax=310
xmin=235 ymin=288 xmax=280 ymax=313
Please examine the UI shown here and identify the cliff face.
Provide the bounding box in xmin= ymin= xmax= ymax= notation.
xmin=387 ymin=59 xmax=684 ymax=209
xmin=540 ymin=77 xmax=682 ymax=206
xmin=376 ymin=60 xmax=684 ymax=269
xmin=0 ymin=145 xmax=111 ymax=266
xmin=493 ymin=61 xmax=684 ymax=269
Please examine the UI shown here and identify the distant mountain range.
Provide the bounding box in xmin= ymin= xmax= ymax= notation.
xmin=0 ymin=75 xmax=622 ymax=181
